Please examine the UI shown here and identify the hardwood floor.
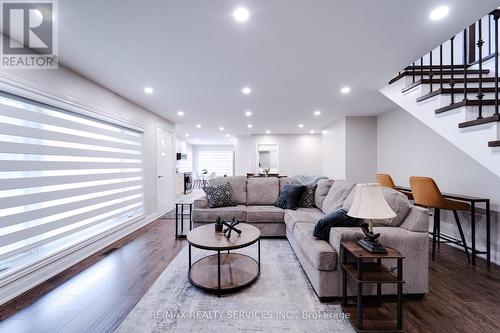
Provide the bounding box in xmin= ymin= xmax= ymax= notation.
xmin=0 ymin=218 xmax=499 ymax=333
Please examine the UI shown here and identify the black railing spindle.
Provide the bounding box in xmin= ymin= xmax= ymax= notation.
xmin=495 ymin=14 xmax=499 ymax=115
xmin=420 ymin=57 xmax=423 ymax=81
xmin=489 ymin=15 xmax=492 ymax=55
xmin=477 ymin=19 xmax=484 ymax=119
xmin=412 ymin=61 xmax=415 ymax=83
xmin=440 ymin=44 xmax=443 ymax=89
xmin=429 ymin=51 xmax=433 ymax=92
xmin=450 ymin=36 xmax=455 ymax=104
xmin=463 ymin=29 xmax=468 ymax=101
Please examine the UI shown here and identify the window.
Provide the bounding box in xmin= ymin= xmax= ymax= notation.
xmin=0 ymin=93 xmax=144 ymax=276
xmin=196 ymin=150 xmax=234 ymax=177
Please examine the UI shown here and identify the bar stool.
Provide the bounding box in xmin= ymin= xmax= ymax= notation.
xmin=376 ymin=173 xmax=413 ymax=200
xmin=409 ymin=176 xmax=470 ymax=263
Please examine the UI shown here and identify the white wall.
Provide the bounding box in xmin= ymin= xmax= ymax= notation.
xmin=235 ymin=134 xmax=322 ymax=176
xmin=378 ymin=107 xmax=500 ymax=264
xmin=322 ymin=116 xmax=377 ymax=182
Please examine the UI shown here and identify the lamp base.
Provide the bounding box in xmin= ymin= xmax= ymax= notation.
xmin=357 ymin=239 xmax=388 ymax=253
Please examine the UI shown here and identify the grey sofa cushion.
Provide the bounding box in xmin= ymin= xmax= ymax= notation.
xmin=279 ymin=177 xmax=301 ymax=191
xmin=211 ymin=176 xmax=247 ymax=205
xmin=293 ymin=223 xmax=337 ymax=271
xmin=314 ymin=179 xmax=334 ymax=209
xmin=321 ymin=180 xmax=356 ymax=215
xmin=399 ymin=206 xmax=429 ymax=232
xmin=342 ymin=186 xmax=412 ymax=227
xmin=247 ymin=177 xmax=280 ymax=205
xmin=192 ymin=205 xmax=246 ymax=223
xmin=246 ymin=206 xmax=285 ymax=223
xmin=299 ymin=183 xmax=317 ymax=208
xmin=284 ymin=207 xmax=324 ymax=233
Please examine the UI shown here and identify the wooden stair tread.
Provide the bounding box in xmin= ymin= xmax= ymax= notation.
xmin=435 ymin=100 xmax=498 ymax=114
xmin=458 ymin=114 xmax=500 ymax=128
xmin=488 ymin=140 xmax=500 ymax=147
xmin=417 ymin=87 xmax=498 ymax=102
xmin=401 ymin=77 xmax=499 ymax=93
xmin=389 ymin=69 xmax=490 ymax=84
xmin=405 ymin=64 xmax=465 ymax=70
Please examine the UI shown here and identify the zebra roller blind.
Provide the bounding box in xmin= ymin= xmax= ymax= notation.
xmin=0 ymin=93 xmax=144 ymax=270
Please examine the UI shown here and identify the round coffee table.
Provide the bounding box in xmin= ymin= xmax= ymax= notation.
xmin=187 ymin=223 xmax=261 ymax=296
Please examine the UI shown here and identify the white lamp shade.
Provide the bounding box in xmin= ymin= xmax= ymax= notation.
xmin=347 ymin=183 xmax=397 ymax=220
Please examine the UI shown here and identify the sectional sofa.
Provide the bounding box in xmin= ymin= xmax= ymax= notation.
xmin=192 ymin=176 xmax=429 ymax=300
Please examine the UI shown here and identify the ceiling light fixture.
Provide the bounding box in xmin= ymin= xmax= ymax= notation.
xmin=309 ymin=130 xmax=315 ymax=134
xmin=340 ymin=86 xmax=351 ymax=94
xmin=430 ymin=6 xmax=449 ymax=21
xmin=298 ymin=124 xmax=304 ymax=128
xmin=196 ymin=124 xmax=201 ymax=128
xmin=225 ymin=134 xmax=230 ymax=137
xmin=219 ymin=126 xmax=224 ymax=131
xmin=266 ymin=130 xmax=271 ymax=134
xmin=177 ymin=111 xmax=184 ymax=116
xmin=233 ymin=7 xmax=250 ymax=22
xmin=245 ymin=110 xmax=252 ymax=116
xmin=242 ymin=87 xmax=252 ymax=95
xmin=247 ymin=124 xmax=253 ymax=128
xmin=185 ymin=133 xmax=190 ymax=137
xmin=144 ymin=87 xmax=154 ymax=94
xmin=314 ymin=110 xmax=321 ymax=116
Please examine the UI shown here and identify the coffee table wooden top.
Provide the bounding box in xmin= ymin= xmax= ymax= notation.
xmin=187 ymin=223 xmax=260 ymax=251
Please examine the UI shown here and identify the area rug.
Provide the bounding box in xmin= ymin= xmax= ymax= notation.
xmin=116 ymin=239 xmax=354 ymax=332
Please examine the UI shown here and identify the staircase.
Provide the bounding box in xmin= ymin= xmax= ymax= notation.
xmin=381 ymin=9 xmax=500 ymax=178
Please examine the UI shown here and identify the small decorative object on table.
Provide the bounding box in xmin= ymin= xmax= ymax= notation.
xmin=347 ymin=183 xmax=396 ymax=253
xmin=263 ymin=168 xmax=270 ymax=177
xmin=215 ymin=217 xmax=224 ymax=232
xmin=221 ymin=217 xmax=242 ymax=239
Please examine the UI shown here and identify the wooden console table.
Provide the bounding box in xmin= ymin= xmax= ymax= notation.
xmin=397 ymin=186 xmax=491 ymax=266
xmin=341 ymin=242 xmax=404 ymax=333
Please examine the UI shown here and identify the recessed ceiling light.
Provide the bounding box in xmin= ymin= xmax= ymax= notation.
xmin=144 ymin=87 xmax=153 ymax=94
xmin=196 ymin=124 xmax=201 ymax=128
xmin=185 ymin=133 xmax=190 ymax=137
xmin=247 ymin=124 xmax=253 ymax=128
xmin=430 ymin=6 xmax=449 ymax=21
xmin=233 ymin=7 xmax=250 ymax=22
xmin=242 ymin=87 xmax=252 ymax=95
xmin=340 ymin=86 xmax=351 ymax=94
xmin=177 ymin=111 xmax=184 ymax=116
xmin=314 ymin=110 xmax=321 ymax=116
xmin=309 ymin=130 xmax=315 ymax=134
xmin=298 ymin=124 xmax=304 ymax=128
xmin=225 ymin=134 xmax=230 ymax=137
xmin=245 ymin=110 xmax=252 ymax=116
xmin=266 ymin=130 xmax=271 ymax=134
xmin=219 ymin=126 xmax=224 ymax=131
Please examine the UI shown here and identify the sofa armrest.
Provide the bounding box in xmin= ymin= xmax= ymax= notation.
xmin=399 ymin=206 xmax=429 ymax=233
xmin=194 ymin=196 xmax=208 ymax=209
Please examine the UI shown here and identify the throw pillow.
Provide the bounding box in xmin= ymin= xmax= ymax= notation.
xmin=203 ymin=182 xmax=237 ymax=208
xmin=299 ymin=183 xmax=317 ymax=208
xmin=321 ymin=180 xmax=356 ymax=215
xmin=312 ymin=209 xmax=360 ymax=241
xmin=275 ymin=184 xmax=306 ymax=210
xmin=314 ymin=179 xmax=334 ymax=209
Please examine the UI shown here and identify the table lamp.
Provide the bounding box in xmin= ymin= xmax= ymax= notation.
xmin=347 ymin=183 xmax=396 ymax=253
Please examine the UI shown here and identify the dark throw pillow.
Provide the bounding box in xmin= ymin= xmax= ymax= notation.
xmin=299 ymin=183 xmax=317 ymax=208
xmin=313 ymin=209 xmax=360 ymax=241
xmin=275 ymin=184 xmax=306 ymax=210
xmin=203 ymin=182 xmax=237 ymax=208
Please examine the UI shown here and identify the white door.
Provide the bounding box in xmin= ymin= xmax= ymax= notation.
xmin=157 ymin=127 xmax=174 ymax=214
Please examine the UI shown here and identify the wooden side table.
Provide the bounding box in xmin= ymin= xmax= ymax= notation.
xmin=341 ymin=242 xmax=404 ymax=333
xmin=175 ymin=202 xmax=192 ymax=238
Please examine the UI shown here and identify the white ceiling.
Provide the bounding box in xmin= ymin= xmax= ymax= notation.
xmin=57 ymin=0 xmax=500 ymax=144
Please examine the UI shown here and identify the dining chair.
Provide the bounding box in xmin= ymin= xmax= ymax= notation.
xmin=409 ymin=176 xmax=470 ymax=263
xmin=192 ymin=171 xmax=202 ymax=189
xmin=376 ymin=173 xmax=413 ymax=200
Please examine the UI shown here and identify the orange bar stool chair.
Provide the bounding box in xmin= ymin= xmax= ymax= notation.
xmin=409 ymin=176 xmax=470 ymax=263
xmin=376 ymin=173 xmax=413 ymax=200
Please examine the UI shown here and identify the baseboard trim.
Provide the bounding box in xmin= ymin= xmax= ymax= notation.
xmin=0 ymin=212 xmax=161 ymax=305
